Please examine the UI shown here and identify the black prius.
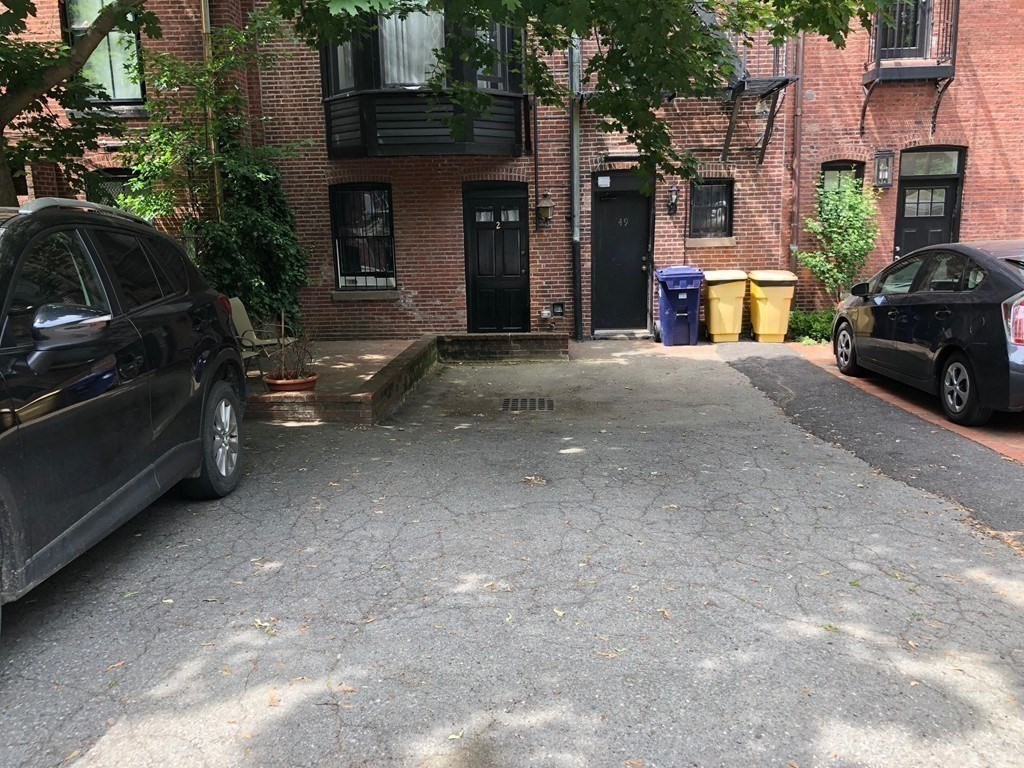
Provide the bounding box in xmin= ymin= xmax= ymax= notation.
xmin=0 ymin=199 xmax=245 ymax=635
xmin=833 ymin=240 xmax=1024 ymax=426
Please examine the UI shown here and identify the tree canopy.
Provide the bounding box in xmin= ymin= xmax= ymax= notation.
xmin=0 ymin=0 xmax=885 ymax=206
xmin=273 ymin=0 xmax=882 ymax=181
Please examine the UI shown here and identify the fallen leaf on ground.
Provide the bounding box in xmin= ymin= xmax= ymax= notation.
xmin=553 ymin=609 xmax=566 ymax=618
xmin=104 ymin=661 xmax=125 ymax=672
xmin=448 ymin=729 xmax=464 ymax=740
xmin=267 ymin=689 xmax=280 ymax=707
xmin=658 ymin=609 xmax=670 ymax=621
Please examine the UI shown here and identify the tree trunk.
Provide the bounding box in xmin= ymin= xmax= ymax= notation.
xmin=0 ymin=140 xmax=18 ymax=208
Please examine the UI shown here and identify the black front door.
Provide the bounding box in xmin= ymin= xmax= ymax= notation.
xmin=894 ymin=180 xmax=958 ymax=259
xmin=464 ymin=186 xmax=529 ymax=333
xmin=592 ymin=178 xmax=650 ymax=331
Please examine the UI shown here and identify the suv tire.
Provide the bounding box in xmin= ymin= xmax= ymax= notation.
xmin=179 ymin=380 xmax=243 ymax=499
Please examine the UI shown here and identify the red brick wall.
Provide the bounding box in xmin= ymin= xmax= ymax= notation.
xmin=794 ymin=1 xmax=1024 ymax=308
xmin=258 ymin=31 xmax=797 ymax=339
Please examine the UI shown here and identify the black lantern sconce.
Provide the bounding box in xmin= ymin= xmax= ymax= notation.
xmin=536 ymin=193 xmax=555 ymax=226
xmin=873 ymin=150 xmax=895 ymax=189
xmin=667 ymin=183 xmax=680 ymax=216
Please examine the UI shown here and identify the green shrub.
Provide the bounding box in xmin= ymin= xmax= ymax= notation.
xmin=797 ymin=176 xmax=880 ymax=303
xmin=788 ymin=308 xmax=835 ymax=342
xmin=188 ymin=155 xmax=308 ymax=325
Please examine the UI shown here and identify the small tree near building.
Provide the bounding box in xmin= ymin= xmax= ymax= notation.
xmin=798 ymin=175 xmax=880 ymax=304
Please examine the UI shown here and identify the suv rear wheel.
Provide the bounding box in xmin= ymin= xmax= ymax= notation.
xmin=179 ymin=380 xmax=243 ymax=499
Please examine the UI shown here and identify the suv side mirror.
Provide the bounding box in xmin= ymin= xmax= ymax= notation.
xmin=27 ymin=305 xmax=111 ymax=374
xmin=850 ymin=282 xmax=871 ymax=297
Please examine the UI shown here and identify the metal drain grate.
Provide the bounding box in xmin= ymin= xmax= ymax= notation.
xmin=501 ymin=397 xmax=555 ymax=412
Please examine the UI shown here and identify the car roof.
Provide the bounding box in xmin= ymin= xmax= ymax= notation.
xmin=954 ymin=240 xmax=1024 ymax=261
xmin=0 ymin=198 xmax=153 ymax=231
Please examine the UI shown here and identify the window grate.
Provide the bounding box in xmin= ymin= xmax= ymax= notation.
xmin=689 ymin=179 xmax=734 ymax=238
xmin=501 ymin=397 xmax=555 ymax=412
xmin=330 ymin=183 xmax=397 ymax=291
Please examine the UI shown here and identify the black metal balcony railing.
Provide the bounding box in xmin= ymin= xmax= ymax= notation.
xmin=864 ymin=0 xmax=959 ymax=83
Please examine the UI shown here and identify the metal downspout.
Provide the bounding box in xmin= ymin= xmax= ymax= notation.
xmin=569 ymin=36 xmax=583 ymax=341
xmin=789 ymin=34 xmax=804 ymax=270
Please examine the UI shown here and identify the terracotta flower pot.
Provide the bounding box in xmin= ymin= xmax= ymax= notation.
xmin=262 ymin=373 xmax=319 ymax=392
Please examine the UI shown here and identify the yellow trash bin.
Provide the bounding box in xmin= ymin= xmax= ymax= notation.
xmin=703 ymin=270 xmax=748 ymax=342
xmin=748 ymin=270 xmax=798 ymax=343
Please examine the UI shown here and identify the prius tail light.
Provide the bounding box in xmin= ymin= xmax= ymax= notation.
xmin=1002 ymin=292 xmax=1024 ymax=345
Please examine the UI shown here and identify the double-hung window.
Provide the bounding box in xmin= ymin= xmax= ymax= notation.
xmin=67 ymin=0 xmax=144 ymax=104
xmin=380 ymin=8 xmax=445 ymax=87
xmin=330 ymin=184 xmax=397 ymax=290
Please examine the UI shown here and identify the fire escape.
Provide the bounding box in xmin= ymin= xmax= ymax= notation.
xmin=860 ymin=0 xmax=961 ymax=135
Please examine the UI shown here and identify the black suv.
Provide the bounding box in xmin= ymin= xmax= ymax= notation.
xmin=0 ymin=198 xmax=245 ymax=632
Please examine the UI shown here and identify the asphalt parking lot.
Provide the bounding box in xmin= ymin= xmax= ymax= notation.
xmin=1 ymin=342 xmax=1022 ymax=767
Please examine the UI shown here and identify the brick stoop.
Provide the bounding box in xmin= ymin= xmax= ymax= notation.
xmin=437 ymin=332 xmax=569 ymax=361
xmin=246 ymin=336 xmax=439 ymax=425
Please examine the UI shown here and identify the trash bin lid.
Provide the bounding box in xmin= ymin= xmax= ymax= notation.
xmin=748 ymin=269 xmax=797 ymax=286
xmin=703 ymin=269 xmax=748 ymax=285
xmin=656 ymin=266 xmax=704 ymax=278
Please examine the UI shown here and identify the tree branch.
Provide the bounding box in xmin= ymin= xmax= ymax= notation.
xmin=0 ymin=0 xmax=146 ymax=128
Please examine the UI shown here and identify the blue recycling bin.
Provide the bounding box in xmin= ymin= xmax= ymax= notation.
xmin=657 ymin=266 xmax=704 ymax=346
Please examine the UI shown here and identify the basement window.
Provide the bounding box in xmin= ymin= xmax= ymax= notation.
xmin=689 ymin=179 xmax=734 ymax=238
xmin=330 ymin=183 xmax=397 ymax=290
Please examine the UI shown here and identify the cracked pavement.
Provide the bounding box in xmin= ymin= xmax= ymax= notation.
xmin=1 ymin=341 xmax=1023 ymax=767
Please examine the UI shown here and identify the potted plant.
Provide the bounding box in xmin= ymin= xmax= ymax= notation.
xmin=262 ymin=315 xmax=318 ymax=392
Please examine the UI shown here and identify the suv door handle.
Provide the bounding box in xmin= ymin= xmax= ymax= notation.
xmin=887 ymin=309 xmax=898 ymax=318
xmin=118 ymin=354 xmax=145 ymax=381
xmin=934 ymin=309 xmax=952 ymax=319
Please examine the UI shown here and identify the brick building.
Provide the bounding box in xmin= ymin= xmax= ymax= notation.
xmin=17 ymin=0 xmax=1023 ymax=339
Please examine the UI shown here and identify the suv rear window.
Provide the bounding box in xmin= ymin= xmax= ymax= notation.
xmin=90 ymin=229 xmax=164 ymax=309
xmin=143 ymin=236 xmax=190 ymax=294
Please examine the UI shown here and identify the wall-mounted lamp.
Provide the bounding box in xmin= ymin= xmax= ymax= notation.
xmin=667 ymin=183 xmax=680 ymax=216
xmin=873 ymin=149 xmax=895 ymax=189
xmin=536 ymin=193 xmax=555 ymax=226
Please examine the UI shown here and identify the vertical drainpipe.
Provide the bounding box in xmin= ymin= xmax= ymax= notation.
xmin=569 ymin=36 xmax=584 ymax=341
xmin=788 ymin=34 xmax=804 ymax=271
